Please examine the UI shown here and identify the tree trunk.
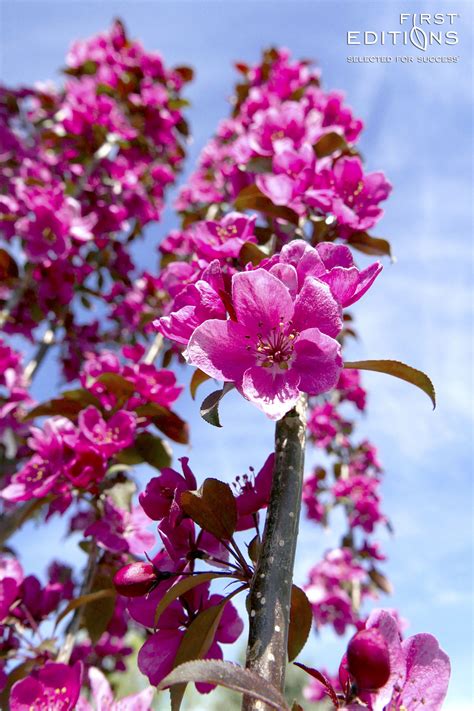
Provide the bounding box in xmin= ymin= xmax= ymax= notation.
xmin=242 ymin=396 xmax=307 ymax=711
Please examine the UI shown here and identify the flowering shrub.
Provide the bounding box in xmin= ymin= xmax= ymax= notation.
xmin=0 ymin=23 xmax=448 ymax=711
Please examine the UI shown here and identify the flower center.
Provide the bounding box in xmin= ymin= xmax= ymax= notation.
xmin=246 ymin=319 xmax=299 ymax=370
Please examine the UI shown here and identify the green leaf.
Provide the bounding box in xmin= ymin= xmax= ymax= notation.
xmin=169 ymin=601 xmax=229 ymax=711
xmin=200 ymin=384 xmax=234 ymax=428
xmin=24 ymin=398 xmax=85 ymax=421
xmin=106 ymin=479 xmax=136 ymax=509
xmin=344 ymin=359 xmax=436 ymax=408
xmin=190 ymin=369 xmax=211 ymax=400
xmin=173 ymin=65 xmax=195 ymax=83
xmin=96 ymin=373 xmax=135 ymax=405
xmin=135 ymin=432 xmax=172 ymax=469
xmin=243 ymin=156 xmax=273 ymax=174
xmin=347 ymin=231 xmax=392 ymax=257
xmin=368 ymin=568 xmax=393 ymax=594
xmin=0 ymin=248 xmax=19 ymax=281
xmin=294 ymin=663 xmax=339 ymax=708
xmin=55 ymin=588 xmax=116 ymax=629
xmin=61 ymin=388 xmax=101 ymax=408
xmin=180 ymin=479 xmax=237 ymax=541
xmin=154 ymin=573 xmax=225 ymax=629
xmin=135 ymin=403 xmax=189 ymax=444
xmin=287 ymin=585 xmax=312 ymax=661
xmin=239 ymin=241 xmax=268 ymax=267
xmin=158 ymin=660 xmax=290 ymax=711
xmin=83 ymin=573 xmax=117 ymax=644
xmin=234 ymin=184 xmax=299 ymax=225
xmin=313 ymin=131 xmax=348 ymax=157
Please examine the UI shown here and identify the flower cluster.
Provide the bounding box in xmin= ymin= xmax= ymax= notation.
xmin=112 ymin=454 xmax=275 ymax=689
xmin=156 ymin=239 xmax=381 ymax=419
xmin=0 ymin=347 xmax=183 ymax=510
xmin=0 ymin=556 xmax=75 ymax=689
xmin=175 ymin=48 xmax=390 ymax=242
xmin=0 ymin=19 xmax=189 ymax=372
xmin=301 ymin=609 xmax=450 ymax=710
xmin=0 ymin=339 xmax=32 ymax=460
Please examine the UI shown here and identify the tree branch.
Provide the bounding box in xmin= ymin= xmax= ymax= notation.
xmin=242 ymin=396 xmax=307 ymax=711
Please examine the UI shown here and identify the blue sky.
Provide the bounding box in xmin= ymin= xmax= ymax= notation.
xmin=1 ymin=1 xmax=472 ymax=708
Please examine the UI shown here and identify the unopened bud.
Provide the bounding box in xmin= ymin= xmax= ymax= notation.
xmin=113 ymin=562 xmax=157 ymax=597
xmin=346 ymin=629 xmax=390 ymax=690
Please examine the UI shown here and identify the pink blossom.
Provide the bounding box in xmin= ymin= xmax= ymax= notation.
xmin=157 ymin=271 xmax=227 ymax=346
xmin=307 ymin=402 xmax=348 ymax=448
xmin=302 ymin=471 xmax=326 ymax=523
xmin=0 ymin=555 xmax=23 ymax=621
xmin=337 ymin=368 xmax=367 ymax=410
xmin=139 ymin=456 xmax=197 ymax=522
xmin=233 ymin=453 xmax=275 ymax=530
xmin=361 ymin=609 xmax=450 ymax=711
xmin=256 ymin=143 xmax=315 ymax=210
xmin=84 ymin=499 xmax=155 ymax=556
xmin=263 ymin=239 xmax=382 ymax=308
xmin=333 ymin=475 xmax=385 ymax=533
xmin=77 ymin=667 xmax=154 ymax=711
xmin=192 ymin=212 xmax=257 ymax=260
xmin=137 ymin=591 xmax=243 ymax=688
xmin=9 ymin=661 xmax=82 ymax=711
xmin=306 ymin=156 xmax=392 ymax=235
xmin=78 ymin=407 xmax=136 ymax=457
xmin=1 ymin=455 xmax=59 ymax=502
xmin=187 ymin=268 xmax=343 ymax=419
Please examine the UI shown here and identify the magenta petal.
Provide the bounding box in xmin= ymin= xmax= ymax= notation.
xmin=293 ymin=328 xmax=342 ymax=395
xmin=88 ymin=668 xmax=113 ymax=708
xmin=232 ymin=269 xmax=294 ymax=331
xmin=138 ymin=629 xmax=183 ymax=686
xmin=399 ymin=634 xmax=450 ymax=710
xmin=293 ymin=277 xmax=342 ymax=337
xmin=366 ymin=609 xmax=407 ymax=711
xmin=316 ymin=242 xmax=354 ymax=269
xmin=257 ymin=173 xmax=294 ymax=205
xmin=345 ymin=262 xmax=383 ymax=307
xmin=319 ymin=266 xmax=360 ymax=307
xmin=187 ymin=319 xmax=253 ymax=382
xmin=241 ymin=365 xmax=300 ymax=420
xmin=269 ymin=263 xmax=298 ymax=298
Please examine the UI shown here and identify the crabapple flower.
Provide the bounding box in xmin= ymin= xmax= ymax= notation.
xmin=192 ymin=212 xmax=257 ymax=260
xmin=0 ymin=555 xmax=23 ymax=621
xmin=78 ymin=407 xmax=136 ymax=457
xmin=307 ymin=402 xmax=349 ymax=448
xmin=256 ymin=143 xmax=315 ymax=211
xmin=337 ymin=368 xmax=366 ymax=410
xmin=139 ymin=456 xmax=197 ymax=523
xmin=233 ymin=453 xmax=275 ymax=530
xmin=306 ymin=156 xmax=392 ymax=235
xmin=77 ymin=667 xmax=154 ymax=711
xmin=187 ymin=268 xmax=343 ymax=419
xmin=263 ymin=239 xmax=382 ymax=308
xmin=157 ymin=273 xmax=226 ymax=346
xmin=137 ymin=590 xmax=243 ymax=688
xmin=84 ymin=499 xmax=155 ymax=556
xmin=362 ymin=609 xmax=451 ymax=711
xmin=9 ymin=661 xmax=82 ymax=711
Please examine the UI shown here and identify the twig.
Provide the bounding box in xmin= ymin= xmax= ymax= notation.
xmin=23 ymin=326 xmax=56 ymax=384
xmin=142 ymin=332 xmax=164 ymax=365
xmin=242 ymin=396 xmax=308 ymax=711
xmin=56 ymin=543 xmax=99 ymax=664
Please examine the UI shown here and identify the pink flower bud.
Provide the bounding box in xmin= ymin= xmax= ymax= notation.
xmin=346 ymin=628 xmax=390 ymax=690
xmin=113 ymin=562 xmax=157 ymax=597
